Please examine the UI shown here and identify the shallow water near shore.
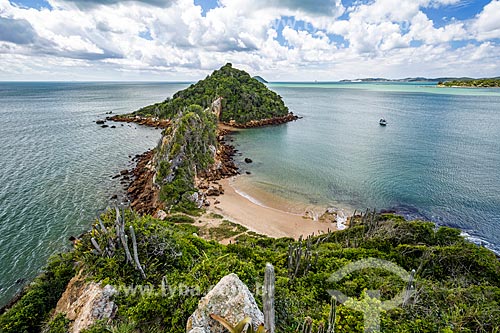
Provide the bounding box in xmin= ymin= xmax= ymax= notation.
xmin=231 ymin=82 xmax=500 ymax=254
xmin=1 ymin=81 xmax=499 ymax=307
xmin=0 ymin=82 xmax=188 ymax=306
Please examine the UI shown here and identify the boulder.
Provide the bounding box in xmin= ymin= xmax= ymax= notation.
xmin=205 ymin=186 xmax=220 ymax=197
xmin=244 ymin=158 xmax=253 ymax=164
xmin=53 ymin=274 xmax=117 ymax=333
xmin=186 ymin=274 xmax=264 ymax=333
xmin=96 ymin=120 xmax=105 ymax=125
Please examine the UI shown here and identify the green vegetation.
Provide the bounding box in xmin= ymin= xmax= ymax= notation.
xmin=208 ymin=212 xmax=224 ymax=219
xmin=46 ymin=313 xmax=71 ymax=333
xmin=155 ymin=104 xmax=217 ymax=214
xmin=0 ymin=253 xmax=76 ymax=333
xmin=3 ymin=210 xmax=496 ymax=333
xmin=134 ymin=63 xmax=289 ymax=124
xmin=439 ymin=78 xmax=500 ymax=88
xmin=207 ymin=220 xmax=248 ymax=241
xmin=210 ymin=314 xmax=266 ymax=333
xmin=164 ymin=214 xmax=195 ymax=224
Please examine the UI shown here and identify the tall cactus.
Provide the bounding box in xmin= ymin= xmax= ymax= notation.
xmin=130 ymin=225 xmax=146 ymax=279
xmin=403 ymin=269 xmax=416 ymax=306
xmin=327 ymin=297 xmax=336 ymax=333
xmin=263 ymin=263 xmax=275 ymax=333
xmin=116 ymin=206 xmax=133 ymax=263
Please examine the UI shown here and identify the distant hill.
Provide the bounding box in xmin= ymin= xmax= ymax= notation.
xmin=134 ymin=63 xmax=288 ymax=124
xmin=253 ymin=75 xmax=268 ymax=83
xmin=339 ymin=77 xmax=484 ymax=83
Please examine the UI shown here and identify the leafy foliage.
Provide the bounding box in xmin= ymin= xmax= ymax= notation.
xmin=0 ymin=253 xmax=76 ymax=333
xmin=155 ymin=105 xmax=217 ymax=214
xmin=3 ymin=210 xmax=499 ymax=333
xmin=74 ymin=212 xmax=499 ymax=333
xmin=439 ymin=78 xmax=500 ymax=87
xmin=45 ymin=313 xmax=71 ymax=333
xmin=210 ymin=314 xmax=266 ymax=333
xmin=134 ymin=63 xmax=289 ymax=124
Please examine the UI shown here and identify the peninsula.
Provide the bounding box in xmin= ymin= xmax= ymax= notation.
xmin=1 ymin=65 xmax=499 ymax=333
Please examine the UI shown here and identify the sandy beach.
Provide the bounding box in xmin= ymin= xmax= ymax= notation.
xmin=207 ymin=177 xmax=336 ymax=239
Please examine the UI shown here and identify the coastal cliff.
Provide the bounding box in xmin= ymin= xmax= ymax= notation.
xmin=1 ymin=66 xmax=500 ymax=333
xmin=123 ymin=64 xmax=298 ymax=216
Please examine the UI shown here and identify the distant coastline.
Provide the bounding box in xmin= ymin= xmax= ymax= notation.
xmin=437 ymin=78 xmax=500 ymax=88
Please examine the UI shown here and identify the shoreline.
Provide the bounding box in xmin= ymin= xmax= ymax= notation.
xmin=206 ymin=177 xmax=337 ymax=239
xmin=118 ymin=116 xmax=342 ymax=239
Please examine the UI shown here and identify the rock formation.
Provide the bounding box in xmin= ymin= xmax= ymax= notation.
xmin=52 ymin=274 xmax=117 ymax=333
xmin=186 ymin=274 xmax=264 ymax=333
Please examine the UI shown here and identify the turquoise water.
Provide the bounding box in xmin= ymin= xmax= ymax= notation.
xmin=1 ymin=81 xmax=499 ymax=307
xmin=0 ymin=82 xmax=189 ymax=306
xmin=232 ymin=82 xmax=500 ymax=254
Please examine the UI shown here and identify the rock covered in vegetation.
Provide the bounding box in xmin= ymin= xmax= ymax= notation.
xmin=53 ymin=274 xmax=117 ymax=333
xmin=186 ymin=273 xmax=264 ymax=333
xmin=134 ymin=63 xmax=290 ymax=124
xmin=154 ymin=105 xmax=218 ymax=213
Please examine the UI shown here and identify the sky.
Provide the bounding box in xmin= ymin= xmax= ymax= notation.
xmin=0 ymin=0 xmax=499 ymax=81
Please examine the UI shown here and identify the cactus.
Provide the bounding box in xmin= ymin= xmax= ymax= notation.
xmin=263 ymin=263 xmax=275 ymax=333
xmin=115 ymin=206 xmax=133 ymax=263
xmin=97 ymin=215 xmax=107 ymax=234
xmin=130 ymin=225 xmax=146 ymax=279
xmin=327 ymin=297 xmax=336 ymax=333
xmin=403 ymin=269 xmax=416 ymax=306
xmin=91 ymin=237 xmax=103 ymax=255
xmin=298 ymin=317 xmax=312 ymax=333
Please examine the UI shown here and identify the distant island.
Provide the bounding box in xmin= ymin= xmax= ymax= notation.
xmin=438 ymin=78 xmax=500 ymax=88
xmin=253 ymin=75 xmax=268 ymax=83
xmin=340 ymin=76 xmax=500 ymax=84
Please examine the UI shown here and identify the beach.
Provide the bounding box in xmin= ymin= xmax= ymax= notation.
xmin=206 ymin=177 xmax=336 ymax=239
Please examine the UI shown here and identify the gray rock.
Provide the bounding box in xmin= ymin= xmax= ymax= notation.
xmin=186 ymin=274 xmax=264 ymax=333
xmin=156 ymin=210 xmax=168 ymax=221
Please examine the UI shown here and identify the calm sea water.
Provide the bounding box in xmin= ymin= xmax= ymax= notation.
xmin=1 ymin=81 xmax=499 ymax=307
xmin=0 ymin=82 xmax=188 ymax=306
xmin=232 ymin=82 xmax=500 ymax=254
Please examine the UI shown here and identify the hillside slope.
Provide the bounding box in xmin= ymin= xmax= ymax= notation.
xmin=134 ymin=63 xmax=289 ymax=124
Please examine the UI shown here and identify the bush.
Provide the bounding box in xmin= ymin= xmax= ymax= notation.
xmin=0 ymin=253 xmax=76 ymax=333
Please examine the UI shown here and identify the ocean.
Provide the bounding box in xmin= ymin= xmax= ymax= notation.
xmin=0 ymin=82 xmax=188 ymax=306
xmin=231 ymin=82 xmax=500 ymax=254
xmin=1 ymin=81 xmax=499 ymax=306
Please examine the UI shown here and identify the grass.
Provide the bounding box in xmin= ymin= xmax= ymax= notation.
xmin=207 ymin=220 xmax=248 ymax=241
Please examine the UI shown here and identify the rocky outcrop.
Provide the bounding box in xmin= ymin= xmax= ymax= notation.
xmin=127 ymin=150 xmax=162 ymax=215
xmin=53 ymin=274 xmax=117 ymax=333
xmin=107 ymin=115 xmax=171 ymax=129
xmin=222 ymin=113 xmax=300 ymax=129
xmin=198 ymin=129 xmax=239 ymax=182
xmin=186 ymin=274 xmax=264 ymax=333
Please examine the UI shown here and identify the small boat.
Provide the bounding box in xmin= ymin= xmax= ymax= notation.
xmin=379 ymin=118 xmax=387 ymax=126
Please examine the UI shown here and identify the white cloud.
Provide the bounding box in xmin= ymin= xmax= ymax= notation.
xmin=471 ymin=0 xmax=500 ymax=40
xmin=0 ymin=0 xmax=498 ymax=80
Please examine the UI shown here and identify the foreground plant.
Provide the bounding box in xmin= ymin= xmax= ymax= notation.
xmin=210 ymin=314 xmax=266 ymax=333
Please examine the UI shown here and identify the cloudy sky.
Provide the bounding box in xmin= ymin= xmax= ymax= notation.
xmin=0 ymin=0 xmax=499 ymax=81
